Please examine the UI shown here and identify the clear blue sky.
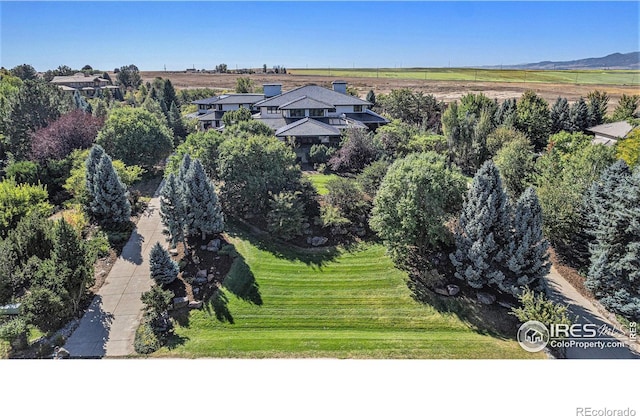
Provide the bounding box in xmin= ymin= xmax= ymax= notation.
xmin=1 ymin=1 xmax=638 ymax=71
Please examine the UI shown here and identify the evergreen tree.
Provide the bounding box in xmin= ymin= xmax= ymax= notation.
xmin=494 ymin=98 xmax=517 ymax=127
xmin=366 ymin=89 xmax=376 ymax=106
xmin=549 ymin=97 xmax=571 ymax=134
xmin=586 ymin=161 xmax=640 ymax=319
xmin=183 ymin=158 xmax=224 ymax=241
xmin=587 ymin=90 xmax=609 ymax=127
xmin=611 ymin=94 xmax=639 ymax=121
xmin=85 ymin=144 xmax=105 ymax=206
xmin=450 ymin=161 xmax=512 ymax=291
xmin=89 ymin=153 xmax=131 ymax=227
xmin=506 ymin=187 xmax=550 ymax=294
xmin=149 ymin=242 xmax=179 ymax=286
xmin=160 ymin=172 xmax=187 ymax=253
xmin=569 ymin=97 xmax=589 ymax=133
xmin=515 ymin=90 xmax=550 ymax=152
xmin=168 ymin=101 xmax=187 ymax=143
xmin=51 ymin=218 xmax=94 ymax=314
xmin=162 ymin=79 xmax=179 ymax=112
xmin=72 ymin=89 xmax=91 ymax=113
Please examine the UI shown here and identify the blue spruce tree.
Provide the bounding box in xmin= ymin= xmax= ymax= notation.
xmin=89 ymin=153 xmax=131 ymax=227
xmin=450 ymin=161 xmax=512 ymax=291
xmin=183 ymin=158 xmax=224 ymax=241
xmin=149 ymin=242 xmax=179 ymax=286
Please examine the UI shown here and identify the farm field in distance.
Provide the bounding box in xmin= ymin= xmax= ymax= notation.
xmin=136 ymin=68 xmax=640 ymax=111
xmin=290 ymin=67 xmax=640 ymax=86
xmin=154 ymin=225 xmax=542 ymax=359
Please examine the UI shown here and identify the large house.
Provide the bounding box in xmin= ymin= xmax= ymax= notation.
xmin=191 ymin=94 xmax=265 ymax=130
xmin=50 ymin=73 xmax=120 ymax=97
xmin=191 ymin=81 xmax=388 ymax=161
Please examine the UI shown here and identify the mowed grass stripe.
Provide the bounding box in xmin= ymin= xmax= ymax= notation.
xmin=156 ymin=232 xmax=542 ymax=358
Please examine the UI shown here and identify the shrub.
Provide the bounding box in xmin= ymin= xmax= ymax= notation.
xmin=22 ymin=286 xmax=70 ymax=332
xmin=357 ymin=160 xmax=390 ymax=198
xmin=0 ymin=178 xmax=52 ymax=237
xmin=510 ymin=287 xmax=572 ymax=327
xmin=4 ymin=160 xmax=39 ymax=185
xmin=308 ymin=144 xmax=335 ymax=166
xmin=0 ymin=318 xmax=28 ymax=351
xmin=266 ymin=191 xmax=306 ymax=241
xmin=134 ymin=322 xmax=160 ymax=354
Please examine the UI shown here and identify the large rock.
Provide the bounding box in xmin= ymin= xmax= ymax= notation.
xmin=188 ymin=301 xmax=203 ymax=309
xmin=169 ymin=249 xmax=179 ymax=256
xmin=207 ymin=239 xmax=221 ymax=252
xmin=447 ymin=284 xmax=460 ymax=296
xmin=196 ymin=269 xmax=207 ymax=279
xmin=173 ymin=296 xmax=189 ymax=309
xmin=311 ymin=236 xmax=329 ymax=247
xmin=477 ymin=292 xmax=496 ymax=305
xmin=434 ymin=287 xmax=449 ymax=296
xmin=207 ymin=274 xmax=215 ymax=283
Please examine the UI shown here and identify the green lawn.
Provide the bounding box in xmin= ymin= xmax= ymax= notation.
xmin=154 ymin=228 xmax=542 ymax=358
xmin=290 ymin=68 xmax=640 ymax=86
xmin=304 ymin=172 xmax=338 ymax=196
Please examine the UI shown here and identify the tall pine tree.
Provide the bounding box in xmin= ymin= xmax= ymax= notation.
xmin=506 ymin=187 xmax=550 ymax=294
xmin=586 ymin=161 xmax=640 ymax=319
xmin=569 ymin=97 xmax=589 ymax=133
xmin=160 ymin=172 xmax=187 ymax=252
xmin=89 ymin=153 xmax=131 ymax=227
xmin=550 ymin=97 xmax=571 ymax=134
xmin=183 ymin=158 xmax=224 ymax=241
xmin=450 ymin=161 xmax=512 ymax=291
xmin=85 ymin=144 xmax=105 ymax=207
xmin=149 ymin=242 xmax=179 ymax=286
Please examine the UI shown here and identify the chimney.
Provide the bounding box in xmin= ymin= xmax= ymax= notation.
xmin=263 ymin=83 xmax=282 ymax=98
xmin=332 ymin=80 xmax=347 ymax=94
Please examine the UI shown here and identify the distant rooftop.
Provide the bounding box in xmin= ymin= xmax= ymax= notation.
xmin=587 ymin=120 xmax=634 ymax=139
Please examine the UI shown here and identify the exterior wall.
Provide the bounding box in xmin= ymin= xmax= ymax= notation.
xmin=334 ymin=105 xmax=355 ymax=115
xmin=264 ymin=84 xmax=282 ymax=98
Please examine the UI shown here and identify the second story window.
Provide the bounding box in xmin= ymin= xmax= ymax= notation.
xmin=289 ymin=109 xmax=305 ymax=118
xmin=353 ymin=105 xmax=363 ymax=112
xmin=309 ymin=109 xmax=324 ymax=117
xmin=267 ymin=107 xmax=280 ymax=114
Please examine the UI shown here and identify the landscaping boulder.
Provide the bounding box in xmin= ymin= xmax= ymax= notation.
xmin=173 ymin=296 xmax=189 ymax=309
xmin=200 ymin=245 xmax=208 ymax=250
xmin=434 ymin=287 xmax=449 ymax=296
xmin=169 ymin=249 xmax=178 ymax=256
xmin=311 ymin=236 xmax=329 ymax=247
xmin=477 ymin=292 xmax=496 ymax=305
xmin=207 ymin=273 xmax=215 ymax=283
xmin=196 ymin=269 xmax=207 ymax=279
xmin=207 ymin=239 xmax=221 ymax=252
xmin=447 ymin=284 xmax=460 ymax=296
xmin=188 ymin=301 xmax=203 ymax=309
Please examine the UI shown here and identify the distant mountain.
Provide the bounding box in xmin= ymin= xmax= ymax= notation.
xmin=490 ymin=52 xmax=640 ymax=70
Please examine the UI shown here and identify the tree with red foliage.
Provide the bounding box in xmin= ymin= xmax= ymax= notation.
xmin=30 ymin=110 xmax=103 ymax=162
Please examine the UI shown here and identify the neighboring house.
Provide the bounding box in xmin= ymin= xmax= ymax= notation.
xmin=189 ymin=81 xmax=388 ymax=162
xmin=190 ymin=94 xmax=265 ymax=130
xmin=50 ymin=73 xmax=120 ymax=97
xmin=587 ymin=120 xmax=634 ymax=146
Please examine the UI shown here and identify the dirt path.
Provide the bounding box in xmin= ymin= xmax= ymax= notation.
xmin=546 ymin=266 xmax=639 ymax=359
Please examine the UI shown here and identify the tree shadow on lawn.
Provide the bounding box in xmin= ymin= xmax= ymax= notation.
xmin=204 ymin=289 xmax=235 ymax=324
xmin=226 ymin=220 xmax=340 ymax=270
xmin=223 ymin=253 xmax=262 ymax=306
xmin=408 ymin=278 xmax=518 ymax=341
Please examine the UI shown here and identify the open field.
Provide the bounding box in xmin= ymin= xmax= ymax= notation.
xmin=135 ymin=70 xmax=640 ymax=112
xmin=153 ymin=226 xmax=541 ymax=359
xmin=291 ymin=67 xmax=640 ymax=86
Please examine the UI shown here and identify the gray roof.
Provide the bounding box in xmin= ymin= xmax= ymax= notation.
xmin=215 ymin=94 xmax=264 ymax=105
xmin=252 ymin=114 xmax=288 ymax=130
xmin=197 ymin=110 xmax=224 ymax=121
xmin=344 ymin=109 xmax=390 ymax=124
xmin=591 ymin=137 xmax=618 ymax=146
xmin=192 ymin=94 xmax=264 ymax=106
xmin=275 ymin=117 xmax=342 ymax=137
xmin=587 ymin=121 xmax=634 ymax=139
xmin=51 ymin=75 xmax=107 ymax=84
xmin=255 ymin=85 xmax=371 ymax=108
xmin=279 ymin=96 xmax=335 ymax=110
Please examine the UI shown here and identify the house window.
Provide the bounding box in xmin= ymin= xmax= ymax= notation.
xmin=289 ymin=109 xmax=305 ymax=117
xmin=353 ymin=105 xmax=363 ymax=112
xmin=267 ymin=107 xmax=280 ymax=114
xmin=217 ymin=105 xmax=223 ymax=110
xmin=309 ymin=109 xmax=324 ymax=117
xmin=328 ymin=108 xmax=336 ymax=113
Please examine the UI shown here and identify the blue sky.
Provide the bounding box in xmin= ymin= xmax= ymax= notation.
xmin=1 ymin=1 xmax=638 ymax=71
